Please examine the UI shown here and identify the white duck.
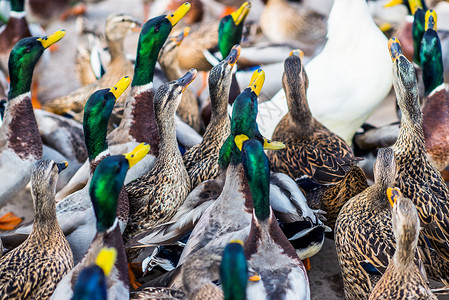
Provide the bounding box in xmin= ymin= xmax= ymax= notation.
xmin=257 ymin=0 xmax=393 ymax=144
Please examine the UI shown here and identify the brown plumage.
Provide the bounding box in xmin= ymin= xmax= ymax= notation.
xmin=369 ymin=195 xmax=438 ymax=300
xmin=260 ymin=0 xmax=327 ymax=56
xmin=391 ymin=51 xmax=449 ymax=261
xmin=422 ymin=86 xmax=449 ymax=170
xmin=268 ymin=52 xmax=368 ymax=229
xmin=182 ymin=46 xmax=240 ymax=188
xmin=0 ymin=160 xmax=73 ymax=300
xmin=159 ymin=29 xmax=202 ymax=133
xmin=42 ymin=14 xmax=140 ymax=121
xmin=124 ymin=71 xmax=195 ymax=246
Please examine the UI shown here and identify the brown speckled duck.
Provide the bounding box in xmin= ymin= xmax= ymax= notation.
xmin=369 ymin=190 xmax=438 ymax=300
xmin=0 ymin=160 xmax=73 ymax=299
xmin=268 ymin=50 xmax=368 ymax=229
xmin=389 ymin=37 xmax=449 ymax=261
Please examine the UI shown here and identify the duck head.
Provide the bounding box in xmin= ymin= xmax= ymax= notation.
xmin=10 ymin=0 xmax=25 ymax=12
xmin=219 ymin=69 xmax=285 ymax=168
xmin=218 ymin=1 xmax=250 ymax=59
xmin=72 ymin=247 xmax=117 ymax=300
xmin=31 ymin=160 xmax=68 ymax=223
xmin=90 ymin=143 xmax=150 ymax=232
xmin=8 ymin=30 xmax=65 ymax=100
xmin=389 ymin=38 xmax=421 ymax=126
xmin=105 ymin=14 xmax=142 ymax=42
xmin=373 ymin=148 xmax=397 ymax=192
xmin=132 ymin=2 xmax=191 ymax=87
xmin=83 ymin=76 xmax=131 ymax=161
xmin=209 ymin=44 xmax=240 ymax=116
xmin=420 ymin=10 xmax=444 ymax=95
xmin=387 ymin=187 xmax=420 ymax=265
xmin=153 ymin=68 xmax=197 ymax=124
xmin=221 ymin=241 xmax=248 ymax=300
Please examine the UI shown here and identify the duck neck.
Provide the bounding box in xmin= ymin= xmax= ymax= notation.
xmin=106 ymin=36 xmax=126 ymax=62
xmin=204 ymin=79 xmax=231 ymax=140
xmin=287 ymin=91 xmax=314 ymax=135
xmin=84 ymin=120 xmax=108 ymax=162
xmin=131 ymin=39 xmax=158 ymax=87
xmin=393 ymin=235 xmax=416 ymax=269
xmin=118 ymin=84 xmax=159 ymax=156
xmin=32 ymin=187 xmax=58 ymax=229
xmin=397 ymin=98 xmax=425 ymax=152
xmin=156 ymin=110 xmax=179 ymax=161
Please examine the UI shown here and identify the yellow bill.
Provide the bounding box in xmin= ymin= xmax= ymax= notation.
xmin=387 ymin=187 xmax=402 ymax=207
xmin=110 ymin=76 xmax=131 ymax=100
xmin=425 ymin=9 xmax=437 ymax=31
xmin=384 ymin=0 xmax=403 ymax=7
xmin=124 ymin=143 xmax=151 ymax=168
xmin=289 ymin=49 xmax=304 ymax=60
xmin=230 ymin=239 xmax=244 ymax=246
xmin=249 ymin=272 xmax=261 ymax=282
xmin=38 ymin=30 xmax=66 ymax=49
xmin=248 ymin=69 xmax=265 ymax=96
xmin=95 ymin=247 xmax=117 ymax=277
xmin=166 ymin=2 xmax=191 ymax=27
xmin=263 ymin=137 xmax=285 ymax=150
xmin=235 ymin=134 xmax=250 ymax=151
xmin=388 ymin=38 xmax=403 ymax=62
xmin=231 ymin=1 xmax=251 ymax=25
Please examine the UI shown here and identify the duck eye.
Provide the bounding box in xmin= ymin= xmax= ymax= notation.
xmin=25 ymin=45 xmax=31 ymax=53
xmin=154 ymin=24 xmax=160 ymax=33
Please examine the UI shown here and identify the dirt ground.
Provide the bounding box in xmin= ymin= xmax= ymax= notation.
xmin=1 ymin=0 xmax=448 ymax=299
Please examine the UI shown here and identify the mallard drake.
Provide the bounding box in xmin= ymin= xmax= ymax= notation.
xmin=1 ymin=77 xmax=133 ymax=264
xmin=159 ymin=27 xmax=202 ymax=133
xmin=0 ymin=159 xmax=73 ymax=299
xmin=55 ymin=6 xmax=191 ymax=201
xmin=242 ymin=139 xmax=310 ymax=299
xmin=75 ymin=13 xmax=141 ymax=88
xmin=176 ymin=1 xmax=250 ymax=71
xmin=182 ymin=44 xmax=239 ymax=188
xmin=260 ymin=0 xmax=327 ymax=56
xmin=258 ymin=0 xmax=393 ymax=144
xmin=421 ymin=10 xmax=449 ymax=171
xmin=389 ymin=38 xmax=449 ymax=261
xmin=0 ymin=0 xmax=31 ymax=75
xmin=51 ymin=150 xmax=148 ymax=299
xmin=0 ymin=30 xmax=64 ymax=212
xmin=124 ymin=69 xmax=196 ymax=252
xmin=72 ymin=247 xmax=117 ymax=300
xmin=369 ymin=191 xmax=438 ymax=300
xmin=268 ymin=50 xmax=368 ymax=230
xmin=41 ymin=14 xmax=141 ymax=121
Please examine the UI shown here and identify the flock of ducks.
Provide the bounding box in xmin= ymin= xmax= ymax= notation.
xmin=1 ymin=0 xmax=449 ymax=299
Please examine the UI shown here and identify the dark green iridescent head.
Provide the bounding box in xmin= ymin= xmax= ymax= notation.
xmin=218 ymin=87 xmax=263 ymax=168
xmin=8 ymin=30 xmax=65 ymax=100
xmin=83 ymin=89 xmax=117 ymax=161
xmin=89 ymin=155 xmax=129 ymax=232
xmin=218 ymin=2 xmax=250 ymax=59
xmin=412 ymin=8 xmax=426 ymax=65
xmin=10 ymin=0 xmax=25 ymax=12
xmin=132 ymin=3 xmax=190 ymax=87
xmin=72 ymin=266 xmax=107 ymax=300
xmin=242 ymin=139 xmax=270 ymax=221
xmin=221 ymin=242 xmax=248 ymax=300
xmin=420 ymin=11 xmax=443 ymax=95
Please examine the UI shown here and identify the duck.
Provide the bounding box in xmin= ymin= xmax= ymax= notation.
xmin=0 ymin=0 xmax=31 ymax=75
xmin=1 ymin=77 xmax=133 ymax=264
xmin=0 ymin=30 xmax=65 ymax=228
xmin=268 ymin=50 xmax=368 ymax=230
xmin=41 ymin=13 xmax=141 ymax=121
xmin=159 ymin=27 xmax=202 ymax=133
xmin=260 ymin=0 xmax=327 ymax=57
xmin=421 ymin=10 xmax=449 ymax=171
xmin=74 ymin=13 xmax=141 ymax=88
xmin=369 ymin=190 xmax=438 ymax=300
xmin=55 ymin=5 xmax=191 ymax=201
xmin=257 ymin=0 xmax=393 ymax=144
xmin=0 ymin=159 xmax=73 ymax=299
xmin=182 ymin=44 xmax=239 ymax=188
xmin=176 ymin=1 xmax=250 ymax=71
xmin=389 ymin=37 xmax=449 ymax=262
xmin=51 ymin=149 xmax=149 ymax=300
xmin=71 ymin=247 xmax=117 ymax=300
xmin=124 ymin=69 xmax=197 ymax=256
xmin=242 ymin=139 xmax=310 ymax=299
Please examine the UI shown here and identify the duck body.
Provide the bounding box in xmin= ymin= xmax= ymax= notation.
xmin=268 ymin=52 xmax=368 ymax=229
xmin=369 ymin=194 xmax=438 ymax=300
xmin=0 ymin=160 xmax=74 ymax=299
xmin=258 ymin=0 xmax=393 ymax=143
